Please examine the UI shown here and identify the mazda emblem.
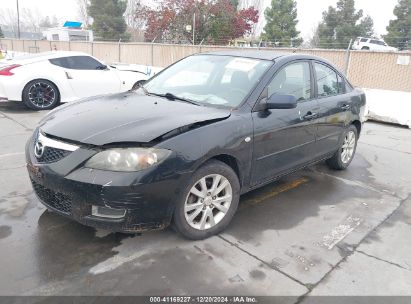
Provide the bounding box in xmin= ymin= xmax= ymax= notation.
xmin=34 ymin=141 xmax=45 ymax=158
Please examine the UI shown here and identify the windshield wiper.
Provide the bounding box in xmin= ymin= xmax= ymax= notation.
xmin=150 ymin=92 xmax=202 ymax=106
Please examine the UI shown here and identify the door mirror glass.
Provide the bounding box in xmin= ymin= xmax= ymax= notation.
xmin=96 ymin=64 xmax=108 ymax=70
xmin=266 ymin=94 xmax=297 ymax=109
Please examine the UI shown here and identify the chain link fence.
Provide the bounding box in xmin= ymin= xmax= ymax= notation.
xmin=1 ymin=39 xmax=410 ymax=92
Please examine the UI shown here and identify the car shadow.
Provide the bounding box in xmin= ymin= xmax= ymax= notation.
xmin=29 ymin=155 xmax=380 ymax=286
xmin=224 ymin=159 xmax=381 ymax=243
xmin=0 ymin=101 xmax=38 ymax=114
xmin=35 ymin=210 xmax=136 ymax=281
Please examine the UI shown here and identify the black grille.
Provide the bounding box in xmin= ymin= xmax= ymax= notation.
xmin=36 ymin=147 xmax=71 ymax=163
xmin=31 ymin=179 xmax=72 ymax=214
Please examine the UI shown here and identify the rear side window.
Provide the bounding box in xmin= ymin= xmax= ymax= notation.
xmin=360 ymin=38 xmax=368 ymax=42
xmin=267 ymin=61 xmax=312 ymax=102
xmin=370 ymin=40 xmax=385 ymax=46
xmin=314 ymin=63 xmax=339 ymax=97
xmin=49 ymin=56 xmax=103 ymax=70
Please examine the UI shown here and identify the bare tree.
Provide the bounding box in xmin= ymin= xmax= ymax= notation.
xmin=51 ymin=16 xmax=59 ymax=27
xmin=238 ymin=0 xmax=263 ymax=38
xmin=125 ymin=0 xmax=152 ymax=29
xmin=124 ymin=0 xmax=152 ymax=42
xmin=308 ymin=23 xmax=321 ymax=48
xmin=239 ymin=0 xmax=263 ymax=9
xmin=77 ymin=0 xmax=91 ymax=28
xmin=21 ymin=8 xmax=42 ymax=33
xmin=0 ymin=8 xmax=19 ymax=37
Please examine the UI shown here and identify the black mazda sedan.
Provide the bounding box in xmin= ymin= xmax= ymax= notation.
xmin=26 ymin=51 xmax=366 ymax=239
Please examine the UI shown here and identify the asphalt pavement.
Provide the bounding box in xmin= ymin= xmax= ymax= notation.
xmin=0 ymin=101 xmax=410 ymax=301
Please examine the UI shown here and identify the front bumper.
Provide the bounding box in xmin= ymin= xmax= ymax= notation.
xmin=26 ymin=135 xmax=191 ymax=233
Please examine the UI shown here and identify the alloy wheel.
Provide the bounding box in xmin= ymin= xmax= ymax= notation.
xmin=184 ymin=174 xmax=233 ymax=231
xmin=341 ymin=130 xmax=356 ymax=163
xmin=28 ymin=82 xmax=56 ymax=108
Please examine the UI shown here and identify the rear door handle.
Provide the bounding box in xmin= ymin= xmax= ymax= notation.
xmin=341 ymin=104 xmax=351 ymax=111
xmin=303 ymin=112 xmax=318 ymax=120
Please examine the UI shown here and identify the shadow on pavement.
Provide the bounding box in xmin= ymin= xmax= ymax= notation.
xmin=0 ymin=101 xmax=37 ymax=114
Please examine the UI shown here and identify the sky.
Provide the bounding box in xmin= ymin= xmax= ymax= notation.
xmin=0 ymin=0 xmax=399 ymax=39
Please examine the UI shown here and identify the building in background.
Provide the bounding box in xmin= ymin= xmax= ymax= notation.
xmin=43 ymin=21 xmax=93 ymax=42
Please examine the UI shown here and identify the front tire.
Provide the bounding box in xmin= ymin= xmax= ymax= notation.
xmin=22 ymin=79 xmax=60 ymax=110
xmin=173 ymin=160 xmax=240 ymax=240
xmin=327 ymin=125 xmax=358 ymax=170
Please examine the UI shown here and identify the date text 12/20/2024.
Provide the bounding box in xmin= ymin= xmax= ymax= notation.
xmin=149 ymin=296 xmax=258 ymax=303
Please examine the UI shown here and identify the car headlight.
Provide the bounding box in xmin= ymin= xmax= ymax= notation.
xmin=85 ymin=148 xmax=171 ymax=172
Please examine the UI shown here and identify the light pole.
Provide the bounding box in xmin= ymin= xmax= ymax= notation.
xmin=16 ymin=0 xmax=21 ymax=39
xmin=192 ymin=12 xmax=195 ymax=45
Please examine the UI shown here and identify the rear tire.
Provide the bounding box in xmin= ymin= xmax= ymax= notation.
xmin=361 ymin=46 xmax=370 ymax=50
xmin=327 ymin=125 xmax=358 ymax=170
xmin=173 ymin=160 xmax=240 ymax=240
xmin=22 ymin=79 xmax=60 ymax=111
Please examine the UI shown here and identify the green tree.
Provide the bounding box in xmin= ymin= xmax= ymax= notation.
xmin=140 ymin=0 xmax=258 ymax=45
xmin=316 ymin=0 xmax=375 ymax=49
xmin=0 ymin=26 xmax=4 ymax=38
xmin=262 ymin=0 xmax=301 ymax=47
xmin=230 ymin=0 xmax=239 ymax=9
xmin=384 ymin=0 xmax=410 ymax=50
xmin=88 ymin=0 xmax=130 ymax=41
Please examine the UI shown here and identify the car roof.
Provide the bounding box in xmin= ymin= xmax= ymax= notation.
xmin=3 ymin=51 xmax=90 ymax=65
xmin=198 ymin=50 xmax=328 ymax=62
xmin=199 ymin=50 xmax=289 ymax=61
xmin=357 ymin=37 xmax=384 ymax=41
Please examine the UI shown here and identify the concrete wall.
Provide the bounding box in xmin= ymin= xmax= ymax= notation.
xmin=1 ymin=39 xmax=410 ymax=92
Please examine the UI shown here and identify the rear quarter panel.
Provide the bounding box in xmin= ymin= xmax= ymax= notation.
xmin=348 ymin=88 xmax=366 ymax=124
xmin=5 ymin=60 xmax=77 ymax=102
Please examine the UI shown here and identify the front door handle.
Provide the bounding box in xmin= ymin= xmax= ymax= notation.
xmin=303 ymin=111 xmax=318 ymax=120
xmin=341 ymin=104 xmax=351 ymax=111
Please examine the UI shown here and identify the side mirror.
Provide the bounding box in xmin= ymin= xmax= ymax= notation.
xmin=96 ymin=64 xmax=108 ymax=70
xmin=266 ymin=94 xmax=298 ymax=109
xmin=131 ymin=79 xmax=147 ymax=91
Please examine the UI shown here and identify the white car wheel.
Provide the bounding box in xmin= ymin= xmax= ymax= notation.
xmin=23 ymin=80 xmax=60 ymax=111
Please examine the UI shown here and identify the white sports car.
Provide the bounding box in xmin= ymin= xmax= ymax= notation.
xmin=0 ymin=51 xmax=149 ymax=110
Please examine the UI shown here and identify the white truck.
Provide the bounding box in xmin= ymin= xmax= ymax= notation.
xmin=352 ymin=37 xmax=398 ymax=51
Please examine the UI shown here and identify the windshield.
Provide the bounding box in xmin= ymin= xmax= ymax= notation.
xmin=143 ymin=55 xmax=272 ymax=108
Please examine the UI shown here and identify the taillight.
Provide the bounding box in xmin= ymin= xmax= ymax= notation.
xmin=0 ymin=64 xmax=21 ymax=76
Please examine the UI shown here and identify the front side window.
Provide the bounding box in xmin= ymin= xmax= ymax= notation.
xmin=267 ymin=61 xmax=311 ymax=102
xmin=314 ymin=63 xmax=339 ymax=97
xmin=144 ymin=55 xmax=272 ymax=108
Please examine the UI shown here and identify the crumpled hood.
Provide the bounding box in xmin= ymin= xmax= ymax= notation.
xmin=39 ymin=92 xmax=231 ymax=146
